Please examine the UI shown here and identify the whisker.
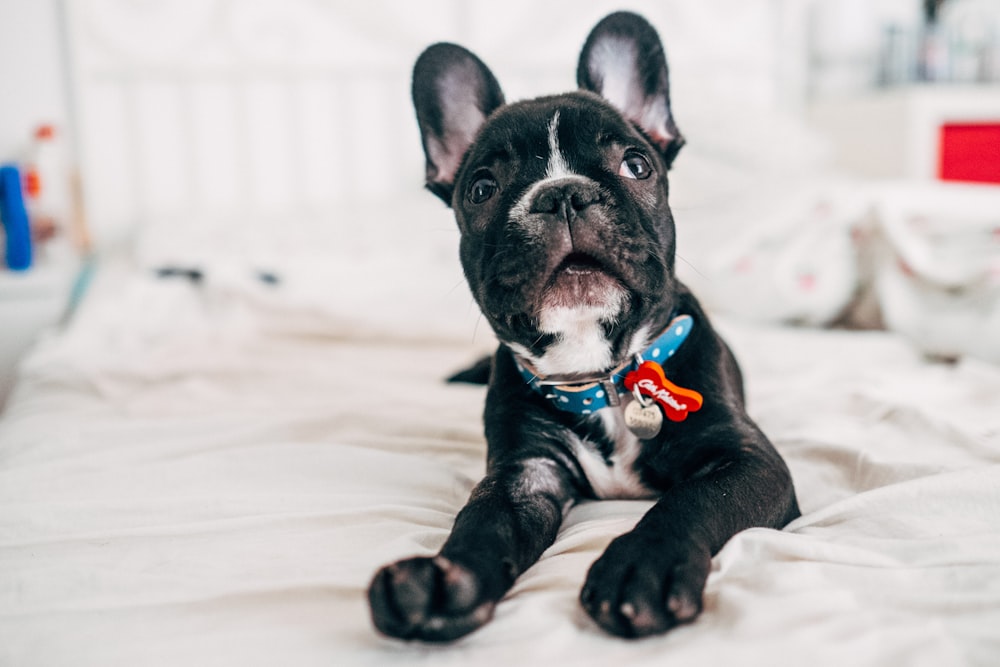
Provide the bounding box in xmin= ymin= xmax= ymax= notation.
xmin=472 ymin=309 xmax=487 ymax=342
xmin=675 ymin=253 xmax=708 ymax=281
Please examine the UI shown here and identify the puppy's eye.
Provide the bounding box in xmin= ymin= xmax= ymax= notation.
xmin=468 ymin=175 xmax=498 ymax=204
xmin=619 ymin=152 xmax=653 ymax=180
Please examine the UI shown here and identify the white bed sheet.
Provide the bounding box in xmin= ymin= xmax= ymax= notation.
xmin=1 ymin=217 xmax=999 ymax=667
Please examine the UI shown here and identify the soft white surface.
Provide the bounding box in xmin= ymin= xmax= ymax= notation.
xmin=1 ymin=239 xmax=999 ymax=666
xmin=675 ymin=177 xmax=1000 ymax=363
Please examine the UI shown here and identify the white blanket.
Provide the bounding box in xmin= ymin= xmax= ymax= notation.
xmin=2 ymin=218 xmax=999 ymax=666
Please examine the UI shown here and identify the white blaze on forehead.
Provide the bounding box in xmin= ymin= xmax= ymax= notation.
xmin=545 ymin=111 xmax=573 ymax=179
xmin=509 ymin=111 xmax=590 ymax=223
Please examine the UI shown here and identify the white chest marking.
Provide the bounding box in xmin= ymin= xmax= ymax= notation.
xmin=570 ymin=407 xmax=655 ymax=500
xmin=534 ymin=305 xmax=617 ymax=376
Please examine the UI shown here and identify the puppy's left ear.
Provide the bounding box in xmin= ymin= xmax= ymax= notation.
xmin=577 ymin=12 xmax=684 ymax=168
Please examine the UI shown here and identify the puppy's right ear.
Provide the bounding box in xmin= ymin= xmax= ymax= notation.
xmin=412 ymin=44 xmax=505 ymax=205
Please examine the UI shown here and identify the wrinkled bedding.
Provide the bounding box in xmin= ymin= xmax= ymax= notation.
xmin=1 ymin=198 xmax=999 ymax=666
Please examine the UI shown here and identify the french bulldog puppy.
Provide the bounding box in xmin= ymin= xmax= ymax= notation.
xmin=369 ymin=11 xmax=799 ymax=641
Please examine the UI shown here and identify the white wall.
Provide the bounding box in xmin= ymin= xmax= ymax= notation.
xmin=58 ymin=0 xmax=815 ymax=245
xmin=3 ymin=0 xmax=967 ymax=252
xmin=808 ymin=0 xmax=922 ymax=97
xmin=0 ymin=0 xmax=929 ymax=168
xmin=0 ymin=0 xmax=70 ymax=163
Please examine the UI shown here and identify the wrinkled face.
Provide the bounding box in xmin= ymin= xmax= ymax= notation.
xmin=452 ymin=92 xmax=679 ymax=374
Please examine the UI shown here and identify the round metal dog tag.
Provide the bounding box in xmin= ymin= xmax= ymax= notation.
xmin=625 ymin=400 xmax=663 ymax=439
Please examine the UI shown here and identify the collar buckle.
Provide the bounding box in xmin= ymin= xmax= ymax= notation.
xmin=600 ymin=378 xmax=622 ymax=407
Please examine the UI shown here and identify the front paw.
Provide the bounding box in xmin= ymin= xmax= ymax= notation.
xmin=368 ymin=556 xmax=495 ymax=642
xmin=580 ymin=535 xmax=711 ymax=638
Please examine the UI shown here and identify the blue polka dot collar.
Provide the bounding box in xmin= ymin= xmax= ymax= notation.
xmin=514 ymin=314 xmax=694 ymax=415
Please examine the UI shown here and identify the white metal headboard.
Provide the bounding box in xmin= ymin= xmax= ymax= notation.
xmin=62 ymin=0 xmax=806 ymax=245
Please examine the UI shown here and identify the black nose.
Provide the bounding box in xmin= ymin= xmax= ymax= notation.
xmin=530 ymin=179 xmax=602 ymax=220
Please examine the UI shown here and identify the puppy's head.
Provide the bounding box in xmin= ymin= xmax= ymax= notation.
xmin=413 ymin=12 xmax=685 ymax=376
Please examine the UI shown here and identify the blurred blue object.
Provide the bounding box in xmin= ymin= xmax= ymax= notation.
xmin=0 ymin=164 xmax=33 ymax=271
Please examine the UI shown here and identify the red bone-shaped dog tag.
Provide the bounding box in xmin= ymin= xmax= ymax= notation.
xmin=623 ymin=361 xmax=704 ymax=422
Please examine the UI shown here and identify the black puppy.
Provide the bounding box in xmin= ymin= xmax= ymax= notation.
xmin=369 ymin=11 xmax=799 ymax=641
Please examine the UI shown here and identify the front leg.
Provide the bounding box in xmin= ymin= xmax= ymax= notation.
xmin=369 ymin=457 xmax=578 ymax=642
xmin=581 ymin=426 xmax=799 ymax=637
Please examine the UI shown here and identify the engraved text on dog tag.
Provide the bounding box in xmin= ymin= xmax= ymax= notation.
xmin=625 ymin=399 xmax=663 ymax=439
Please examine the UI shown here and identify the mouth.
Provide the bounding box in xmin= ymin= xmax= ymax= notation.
xmin=542 ymin=252 xmax=626 ymax=310
xmin=556 ymin=252 xmax=607 ymax=276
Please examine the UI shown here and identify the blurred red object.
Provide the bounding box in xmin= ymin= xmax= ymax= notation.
xmin=938 ymin=123 xmax=1000 ymax=184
